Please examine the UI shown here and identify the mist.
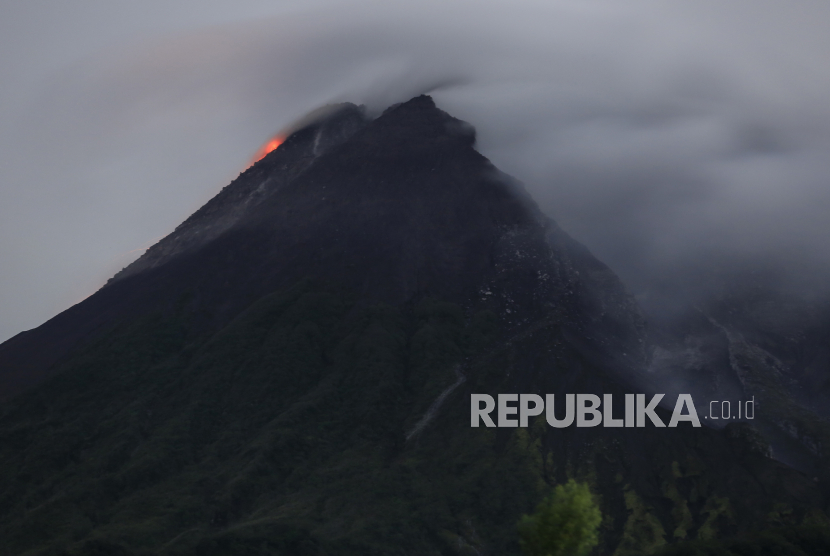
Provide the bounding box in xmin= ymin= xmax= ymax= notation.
xmin=2 ymin=0 xmax=830 ymax=343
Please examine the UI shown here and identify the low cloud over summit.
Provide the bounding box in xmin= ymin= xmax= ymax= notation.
xmin=2 ymin=0 xmax=830 ymax=340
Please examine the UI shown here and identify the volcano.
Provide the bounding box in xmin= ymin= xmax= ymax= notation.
xmin=0 ymin=96 xmax=826 ymax=555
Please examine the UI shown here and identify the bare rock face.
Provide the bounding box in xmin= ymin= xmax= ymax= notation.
xmin=643 ymin=281 xmax=830 ymax=480
xmin=110 ymin=103 xmax=370 ymax=284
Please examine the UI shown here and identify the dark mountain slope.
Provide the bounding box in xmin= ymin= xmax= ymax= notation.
xmin=641 ymin=273 xmax=830 ymax=483
xmin=0 ymin=96 xmax=826 ymax=556
xmin=0 ymin=96 xmax=641 ymax=400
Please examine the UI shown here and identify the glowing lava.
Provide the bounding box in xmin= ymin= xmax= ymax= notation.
xmin=249 ymin=135 xmax=284 ymax=166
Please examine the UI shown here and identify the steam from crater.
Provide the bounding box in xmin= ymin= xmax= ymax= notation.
xmin=2 ymin=0 xmax=830 ymax=341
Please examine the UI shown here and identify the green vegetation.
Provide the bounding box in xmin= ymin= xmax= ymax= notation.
xmin=654 ymin=525 xmax=830 ymax=556
xmin=614 ymin=485 xmax=667 ymax=555
xmin=518 ymin=480 xmax=601 ymax=556
xmin=0 ymin=281 xmax=541 ymax=555
xmin=0 ymin=279 xmax=827 ymax=555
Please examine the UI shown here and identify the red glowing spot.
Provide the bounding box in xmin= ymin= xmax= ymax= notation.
xmin=249 ymin=135 xmax=284 ymax=166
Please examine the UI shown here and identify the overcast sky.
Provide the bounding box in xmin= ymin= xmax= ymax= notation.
xmin=2 ymin=0 xmax=829 ymax=343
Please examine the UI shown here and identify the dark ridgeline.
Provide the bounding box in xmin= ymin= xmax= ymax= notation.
xmin=0 ymin=96 xmax=826 ymax=556
xmin=0 ymin=95 xmax=645 ymax=400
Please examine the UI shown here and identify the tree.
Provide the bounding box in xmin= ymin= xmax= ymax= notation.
xmin=518 ymin=479 xmax=602 ymax=556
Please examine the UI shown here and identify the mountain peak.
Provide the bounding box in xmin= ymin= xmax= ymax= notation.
xmin=373 ymin=93 xmax=477 ymax=148
xmin=0 ymin=95 xmax=641 ymax=398
xmin=379 ymin=93 xmax=438 ymax=117
xmin=0 ymin=96 xmax=824 ymax=556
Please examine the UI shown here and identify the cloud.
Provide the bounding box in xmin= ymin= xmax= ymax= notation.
xmin=2 ymin=0 xmax=830 ymax=341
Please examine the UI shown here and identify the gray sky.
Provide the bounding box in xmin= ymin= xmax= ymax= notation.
xmin=2 ymin=0 xmax=830 ymax=343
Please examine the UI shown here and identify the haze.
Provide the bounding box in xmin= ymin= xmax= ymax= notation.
xmin=1 ymin=0 xmax=829 ymax=343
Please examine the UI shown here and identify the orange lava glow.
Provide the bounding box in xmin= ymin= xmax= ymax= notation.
xmin=249 ymin=135 xmax=284 ymax=166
